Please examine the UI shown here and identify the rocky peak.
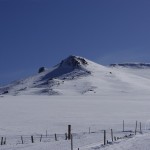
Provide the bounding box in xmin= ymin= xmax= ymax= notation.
xmin=59 ymin=55 xmax=88 ymax=68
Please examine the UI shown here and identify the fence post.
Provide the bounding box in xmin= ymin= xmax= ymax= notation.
xmin=140 ymin=122 xmax=142 ymax=134
xmin=40 ymin=134 xmax=42 ymax=142
xmin=135 ymin=121 xmax=138 ymax=135
xmin=1 ymin=137 xmax=3 ymax=145
xmin=21 ymin=136 xmax=24 ymax=144
xmin=111 ymin=129 xmax=113 ymax=142
xmin=65 ymin=133 xmax=68 ymax=140
xmin=46 ymin=130 xmax=47 ymax=137
xmin=31 ymin=136 xmax=34 ymax=143
xmin=3 ymin=137 xmax=6 ymax=145
xmin=68 ymin=125 xmax=71 ymax=140
xmin=123 ymin=120 xmax=125 ymax=132
xmin=89 ymin=127 xmax=91 ymax=134
xmin=104 ymin=130 xmax=106 ymax=145
xmin=71 ymin=134 xmax=73 ymax=150
xmin=55 ymin=134 xmax=57 ymax=141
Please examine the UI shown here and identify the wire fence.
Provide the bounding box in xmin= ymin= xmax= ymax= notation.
xmin=0 ymin=120 xmax=148 ymax=150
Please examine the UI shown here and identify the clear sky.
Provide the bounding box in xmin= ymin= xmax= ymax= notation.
xmin=0 ymin=0 xmax=150 ymax=85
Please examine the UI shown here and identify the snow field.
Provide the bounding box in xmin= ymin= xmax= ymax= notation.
xmin=0 ymin=94 xmax=150 ymax=149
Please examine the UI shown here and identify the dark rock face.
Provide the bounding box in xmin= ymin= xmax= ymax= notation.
xmin=3 ymin=91 xmax=8 ymax=94
xmin=59 ymin=55 xmax=88 ymax=68
xmin=43 ymin=56 xmax=90 ymax=80
xmin=38 ymin=67 xmax=46 ymax=73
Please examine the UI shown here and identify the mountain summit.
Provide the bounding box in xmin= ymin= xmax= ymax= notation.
xmin=59 ymin=55 xmax=88 ymax=68
xmin=42 ymin=55 xmax=91 ymax=81
xmin=0 ymin=55 xmax=93 ymax=95
xmin=1 ymin=55 xmax=150 ymax=96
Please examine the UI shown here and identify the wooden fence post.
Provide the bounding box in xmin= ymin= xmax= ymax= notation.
xmin=104 ymin=130 xmax=106 ymax=145
xmin=40 ymin=134 xmax=42 ymax=142
xmin=46 ymin=130 xmax=47 ymax=137
xmin=111 ymin=129 xmax=113 ymax=142
xmin=21 ymin=136 xmax=24 ymax=144
xmin=135 ymin=121 xmax=138 ymax=135
xmin=123 ymin=120 xmax=125 ymax=132
xmin=1 ymin=137 xmax=3 ymax=145
xmin=4 ymin=137 xmax=6 ymax=145
xmin=65 ymin=133 xmax=68 ymax=140
xmin=55 ymin=134 xmax=57 ymax=141
xmin=68 ymin=125 xmax=71 ymax=140
xmin=71 ymin=134 xmax=73 ymax=150
xmin=89 ymin=127 xmax=91 ymax=134
xmin=31 ymin=136 xmax=34 ymax=143
xmin=140 ymin=122 xmax=142 ymax=134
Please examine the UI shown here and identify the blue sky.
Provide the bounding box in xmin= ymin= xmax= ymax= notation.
xmin=0 ymin=0 xmax=150 ymax=85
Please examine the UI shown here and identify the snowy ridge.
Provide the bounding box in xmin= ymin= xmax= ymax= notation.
xmin=0 ymin=55 xmax=92 ymax=95
xmin=110 ymin=63 xmax=150 ymax=68
xmin=1 ymin=55 xmax=150 ymax=95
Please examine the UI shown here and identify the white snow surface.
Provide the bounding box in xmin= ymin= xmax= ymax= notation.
xmin=0 ymin=56 xmax=150 ymax=149
xmin=1 ymin=55 xmax=150 ymax=96
xmin=80 ymin=133 xmax=150 ymax=150
xmin=0 ymin=95 xmax=150 ymax=150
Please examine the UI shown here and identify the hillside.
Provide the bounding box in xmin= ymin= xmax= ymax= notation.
xmin=1 ymin=56 xmax=150 ymax=150
xmin=1 ymin=55 xmax=150 ymax=96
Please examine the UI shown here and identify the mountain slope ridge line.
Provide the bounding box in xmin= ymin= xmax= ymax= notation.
xmin=1 ymin=55 xmax=150 ymax=96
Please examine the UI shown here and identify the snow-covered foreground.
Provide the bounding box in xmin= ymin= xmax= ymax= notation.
xmin=81 ymin=133 xmax=150 ymax=150
xmin=0 ymin=95 xmax=150 ymax=150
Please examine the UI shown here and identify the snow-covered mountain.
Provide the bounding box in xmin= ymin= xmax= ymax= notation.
xmin=1 ymin=55 xmax=150 ymax=96
xmin=1 ymin=56 xmax=150 ymax=150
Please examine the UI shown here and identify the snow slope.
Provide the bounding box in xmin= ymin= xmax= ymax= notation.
xmin=1 ymin=56 xmax=150 ymax=150
xmin=1 ymin=55 xmax=150 ymax=96
xmin=85 ymin=133 xmax=150 ymax=150
xmin=0 ymin=95 xmax=150 ymax=150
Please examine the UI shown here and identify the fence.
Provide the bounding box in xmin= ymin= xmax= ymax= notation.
xmin=0 ymin=121 xmax=146 ymax=150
